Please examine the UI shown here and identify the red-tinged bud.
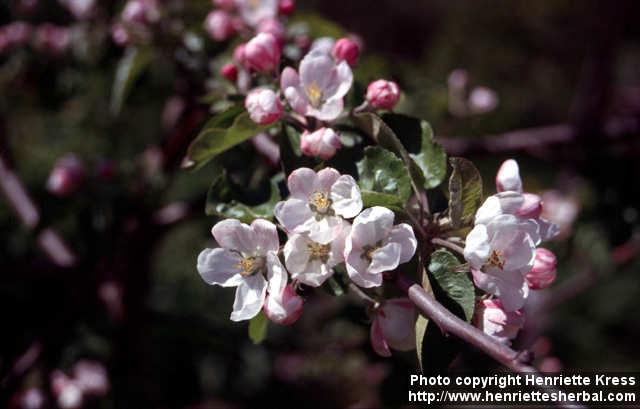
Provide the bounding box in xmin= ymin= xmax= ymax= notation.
xmin=370 ymin=298 xmax=416 ymax=357
xmin=204 ymin=10 xmax=235 ymax=41
xmin=263 ymin=285 xmax=303 ymax=325
xmin=121 ymin=0 xmax=160 ymax=25
xmin=213 ymin=0 xmax=235 ymax=11
xmin=46 ymin=154 xmax=86 ymax=197
xmin=496 ymin=159 xmax=522 ymax=193
xmin=257 ymin=18 xmax=285 ymax=44
xmin=244 ymin=32 xmax=280 ymax=72
xmin=232 ymin=42 xmax=247 ymax=66
xmin=278 ymin=0 xmax=295 ymax=16
xmin=110 ymin=23 xmax=130 ymax=46
xmin=33 ymin=24 xmax=71 ymax=55
xmin=332 ymin=37 xmax=359 ymax=67
xmin=366 ymin=79 xmax=400 ymax=110
xmin=474 ymin=299 xmax=524 ymax=345
xmin=220 ymin=62 xmax=238 ymax=82
xmin=59 ymin=0 xmax=96 ymax=20
xmin=525 ymin=248 xmax=557 ymax=290
xmin=516 ymin=192 xmax=543 ymax=219
xmin=300 ymin=127 xmax=341 ymax=160
xmin=245 ymin=87 xmax=283 ymax=125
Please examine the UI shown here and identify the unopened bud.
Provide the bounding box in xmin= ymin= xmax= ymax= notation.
xmin=257 ymin=18 xmax=285 ymax=44
xmin=332 ymin=37 xmax=359 ymax=67
xmin=204 ymin=10 xmax=236 ymax=41
xmin=278 ymin=0 xmax=295 ymax=16
xmin=474 ymin=299 xmax=524 ymax=345
xmin=263 ymin=284 xmax=303 ymax=325
xmin=245 ymin=87 xmax=283 ymax=125
xmin=468 ymin=86 xmax=498 ymax=114
xmin=220 ymin=62 xmax=238 ymax=82
xmin=244 ymin=32 xmax=280 ymax=72
xmin=525 ymin=248 xmax=557 ymax=290
xmin=300 ymin=127 xmax=341 ymax=160
xmin=46 ymin=154 xmax=86 ymax=197
xmin=516 ymin=192 xmax=543 ymax=219
xmin=496 ymin=159 xmax=522 ymax=193
xmin=366 ymin=79 xmax=400 ymax=110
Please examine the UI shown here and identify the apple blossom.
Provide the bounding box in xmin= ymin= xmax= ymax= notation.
xmin=468 ymin=86 xmax=498 ymax=114
xmin=283 ymin=220 xmax=350 ymax=286
xmin=197 ymin=219 xmax=287 ymax=321
xmin=278 ymin=0 xmax=295 ymax=16
xmin=332 ymin=37 xmax=359 ymax=67
xmin=366 ymin=79 xmax=400 ymax=110
xmin=121 ymin=0 xmax=160 ymax=25
xmin=517 ymin=192 xmax=543 ymax=219
xmin=245 ymin=87 xmax=283 ymax=125
xmin=233 ymin=42 xmax=247 ymax=66
xmin=300 ymin=127 xmax=342 ymax=160
xmin=345 ymin=207 xmax=417 ymax=288
xmin=59 ymin=0 xmax=96 ymax=20
xmin=525 ymin=248 xmax=557 ymax=290
xmin=46 ymin=154 xmax=86 ymax=197
xmin=496 ymin=159 xmax=522 ymax=193
xmin=474 ymin=299 xmax=524 ymax=345
xmin=309 ymin=37 xmax=335 ymax=55
xmin=33 ymin=24 xmax=71 ymax=55
xmin=244 ymin=32 xmax=280 ymax=72
xmin=220 ymin=62 xmax=238 ymax=82
xmin=274 ymin=167 xmax=362 ymax=244
xmin=72 ymin=360 xmax=110 ymax=397
xmin=235 ymin=0 xmax=278 ymax=27
xmin=51 ymin=371 xmax=83 ymax=409
xmin=204 ymin=10 xmax=236 ymax=41
xmin=280 ymin=50 xmax=353 ymax=121
xmin=370 ymin=298 xmax=417 ymax=357
xmin=257 ymin=18 xmax=286 ymax=44
xmin=465 ymin=214 xmax=536 ymax=311
xmin=264 ymin=284 xmax=303 ymax=325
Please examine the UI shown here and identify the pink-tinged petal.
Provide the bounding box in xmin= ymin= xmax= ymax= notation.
xmin=387 ymin=223 xmax=417 ymax=264
xmin=283 ymin=234 xmax=311 ymax=275
xmin=368 ymin=242 xmax=402 ymax=275
xmin=345 ymin=246 xmax=381 ymax=288
xmin=230 ymin=274 xmax=267 ymax=321
xmin=536 ymin=218 xmax=560 ymax=242
xmin=472 ymin=268 xmax=528 ymax=312
xmin=516 ymin=193 xmax=543 ymax=219
xmin=349 ymin=207 xmax=394 ymax=249
xmin=283 ymin=86 xmax=310 ymax=116
xmin=251 ymin=219 xmax=279 ymax=254
xmin=315 ymin=167 xmax=341 ymax=193
xmin=526 ymin=248 xmax=557 ymax=290
xmin=328 ymin=60 xmax=353 ymax=100
xmin=197 ymin=248 xmax=244 ymax=287
xmin=475 ymin=192 xmax=524 ymax=225
xmin=212 ymin=219 xmax=255 ymax=253
xmin=280 ymin=66 xmax=300 ymax=89
xmin=274 ymin=198 xmax=314 ymax=233
xmin=370 ymin=317 xmax=391 ymax=357
xmin=328 ymin=220 xmax=351 ymax=265
xmin=308 ymin=215 xmax=342 ymax=244
xmin=264 ymin=284 xmax=303 ymax=325
xmin=287 ymin=167 xmax=318 ymax=199
xmin=464 ymin=224 xmax=491 ymax=269
xmin=330 ymin=175 xmax=363 ymax=218
xmin=266 ymin=252 xmax=288 ymax=297
xmin=379 ymin=299 xmax=417 ymax=351
xmin=308 ymin=97 xmax=343 ymax=121
xmin=496 ymin=159 xmax=522 ymax=193
xmin=296 ymin=259 xmax=332 ymax=287
xmin=299 ymin=51 xmax=334 ymax=91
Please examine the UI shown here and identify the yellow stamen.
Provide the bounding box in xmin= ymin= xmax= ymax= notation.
xmin=306 ymin=82 xmax=323 ymax=108
xmin=308 ymin=242 xmax=331 ymax=262
xmin=309 ymin=191 xmax=331 ymax=214
xmin=236 ymin=256 xmax=264 ymax=276
xmin=486 ymin=249 xmax=505 ymax=270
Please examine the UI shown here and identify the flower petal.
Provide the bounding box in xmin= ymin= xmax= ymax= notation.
xmin=308 ymin=215 xmax=342 ymax=244
xmin=274 ymin=198 xmax=314 ymax=233
xmin=287 ymin=167 xmax=318 ymax=200
xmin=212 ymin=219 xmax=255 ymax=253
xmin=230 ymin=274 xmax=267 ymax=321
xmin=315 ymin=167 xmax=340 ymax=193
xmin=296 ymin=259 xmax=332 ymax=287
xmin=378 ymin=299 xmax=416 ymax=351
xmin=349 ymin=206 xmax=394 ymax=249
xmin=284 ymin=234 xmax=311 ymax=275
xmin=368 ymin=242 xmax=402 ymax=275
xmin=345 ymin=244 xmax=381 ymax=288
xmin=266 ymin=252 xmax=288 ymax=297
xmin=387 ymin=223 xmax=417 ymax=264
xmin=370 ymin=317 xmax=391 ymax=357
xmin=464 ymin=224 xmax=491 ymax=269
xmin=197 ymin=248 xmax=244 ymax=287
xmin=251 ymin=219 xmax=280 ymax=254
xmin=472 ymin=268 xmax=528 ymax=312
xmin=330 ymin=175 xmax=363 ymax=218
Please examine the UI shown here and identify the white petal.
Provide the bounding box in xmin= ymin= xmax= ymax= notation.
xmin=284 ymin=234 xmax=311 ymax=275
xmin=274 ymin=198 xmax=314 ymax=233
xmin=230 ymin=274 xmax=267 ymax=321
xmin=308 ymin=97 xmax=344 ymax=121
xmin=197 ymin=248 xmax=244 ymax=287
xmin=251 ymin=219 xmax=279 ymax=254
xmin=300 ymin=51 xmax=334 ymax=91
xmin=349 ymin=207 xmax=394 ymax=249
xmin=315 ymin=167 xmax=340 ymax=193
xmin=283 ymin=85 xmax=310 ymax=116
xmin=387 ymin=223 xmax=417 ymax=264
xmin=536 ymin=218 xmax=560 ymax=243
xmin=472 ymin=268 xmax=528 ymax=312
xmin=296 ymin=259 xmax=332 ymax=287
xmin=328 ymin=220 xmax=351 ymax=265
xmin=330 ymin=175 xmax=363 ymax=218
xmin=327 ymin=60 xmax=353 ymax=100
xmin=345 ymin=245 xmax=381 ymax=288
xmin=368 ymin=242 xmax=402 ymax=274
xmin=475 ymin=192 xmax=524 ymax=225
xmin=496 ymin=159 xmax=522 ymax=193
xmin=287 ymin=167 xmax=318 ymax=200
xmin=266 ymin=252 xmax=288 ymax=297
xmin=308 ymin=215 xmax=342 ymax=244
xmin=211 ymin=219 xmax=255 ymax=253
xmin=464 ymin=224 xmax=491 ymax=269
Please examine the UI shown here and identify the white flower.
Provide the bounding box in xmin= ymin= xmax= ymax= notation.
xmin=345 ymin=207 xmax=417 ymax=288
xmin=274 ymin=167 xmax=362 ymax=244
xmin=284 ymin=220 xmax=350 ymax=287
xmin=464 ymin=214 xmax=536 ymax=311
xmin=197 ymin=219 xmax=286 ymax=321
xmin=235 ymin=0 xmax=277 ymax=27
xmin=474 ymin=299 xmax=524 ymax=345
xmin=495 ymin=159 xmax=522 ymax=193
xmin=280 ymin=50 xmax=353 ymax=121
xmin=370 ymin=298 xmax=417 ymax=357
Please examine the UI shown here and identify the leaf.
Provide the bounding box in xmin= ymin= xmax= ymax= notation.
xmin=184 ymin=106 xmax=270 ymax=170
xmin=381 ymin=113 xmax=447 ymax=189
xmin=205 ymin=171 xmax=281 ymax=223
xmin=110 ymin=46 xmax=154 ymax=115
xmin=428 ymin=249 xmax=475 ymax=322
xmin=248 ymin=311 xmax=268 ymax=344
xmin=360 ymin=190 xmax=405 ymax=213
xmin=447 ymin=157 xmax=483 ymax=229
xmin=357 ymin=146 xmax=412 ymax=204
xmin=415 ymin=257 xmax=433 ymax=372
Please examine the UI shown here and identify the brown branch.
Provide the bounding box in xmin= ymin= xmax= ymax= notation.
xmin=395 ymin=274 xmax=586 ymax=409
xmin=431 ymin=237 xmax=464 ymax=255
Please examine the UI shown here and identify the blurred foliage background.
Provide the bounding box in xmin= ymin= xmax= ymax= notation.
xmin=1 ymin=0 xmax=640 ymax=408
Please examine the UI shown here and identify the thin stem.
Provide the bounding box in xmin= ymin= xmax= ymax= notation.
xmin=348 ymin=283 xmax=379 ymax=307
xmin=431 ymin=237 xmax=465 ymax=255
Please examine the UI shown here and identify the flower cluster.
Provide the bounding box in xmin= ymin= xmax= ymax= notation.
xmin=465 ymin=159 xmax=559 ymax=343
xmin=197 ymin=167 xmax=417 ymax=354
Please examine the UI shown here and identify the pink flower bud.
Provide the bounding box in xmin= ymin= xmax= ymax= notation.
xmin=256 ymin=18 xmax=285 ymax=44
xmin=16 ymin=387 xmax=45 ymax=409
xmin=244 ymin=32 xmax=280 ymax=72
xmin=110 ymin=23 xmax=130 ymax=46
xmin=245 ymin=87 xmax=283 ymax=125
xmin=59 ymin=0 xmax=96 ymax=20
xmin=300 ymin=127 xmax=341 ymax=160
xmin=122 ymin=0 xmax=160 ymax=25
xmin=495 ymin=159 xmax=522 ymax=193
xmin=33 ymin=24 xmax=71 ymax=55
xmin=474 ymin=299 xmax=524 ymax=345
xmin=72 ymin=360 xmax=110 ymax=397
xmin=366 ymin=79 xmax=400 ymax=110
xmin=525 ymin=248 xmax=557 ymax=290
xmin=468 ymin=86 xmax=498 ymax=114
xmin=46 ymin=154 xmax=86 ymax=197
xmin=204 ymin=10 xmax=236 ymax=41
xmin=213 ymin=0 xmax=235 ymax=11
xmin=4 ymin=22 xmax=33 ymax=47
xmin=50 ymin=371 xmax=83 ymax=409
xmin=370 ymin=298 xmax=416 ymax=357
xmin=516 ymin=192 xmax=543 ymax=219
xmin=332 ymin=37 xmax=359 ymax=67
xmin=232 ymin=42 xmax=247 ymax=66
xmin=220 ymin=62 xmax=238 ymax=82
xmin=278 ymin=0 xmax=295 ymax=16
xmin=263 ymin=285 xmax=303 ymax=325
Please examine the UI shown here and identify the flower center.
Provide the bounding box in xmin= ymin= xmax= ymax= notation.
xmin=362 ymin=241 xmax=383 ymax=262
xmin=309 ymin=191 xmax=332 ymax=214
xmin=486 ymin=249 xmax=505 ymax=270
xmin=308 ymin=242 xmax=331 ymax=262
xmin=236 ymin=256 xmax=265 ymax=276
xmin=306 ymin=82 xmax=323 ymax=108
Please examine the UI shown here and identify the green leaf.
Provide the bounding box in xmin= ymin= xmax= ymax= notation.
xmin=428 ymin=249 xmax=475 ymax=322
xmin=360 ymin=190 xmax=405 ymax=212
xmin=184 ymin=106 xmax=270 ymax=170
xmin=447 ymin=157 xmax=483 ymax=229
xmin=357 ymin=146 xmax=412 ymax=204
xmin=248 ymin=311 xmax=268 ymax=344
xmin=381 ymin=114 xmax=447 ymax=189
xmin=110 ymin=46 xmax=154 ymax=115
xmin=205 ymin=171 xmax=281 ymax=223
